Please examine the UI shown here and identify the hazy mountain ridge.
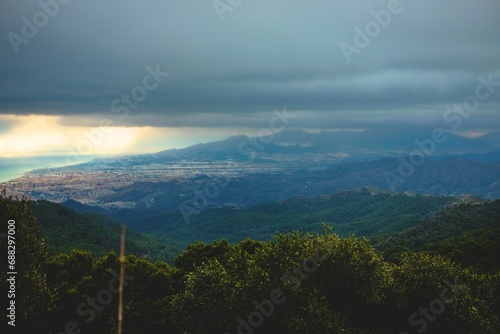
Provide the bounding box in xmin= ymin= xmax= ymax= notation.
xmin=153 ymin=129 xmax=500 ymax=161
xmin=3 ymin=129 xmax=500 ymax=231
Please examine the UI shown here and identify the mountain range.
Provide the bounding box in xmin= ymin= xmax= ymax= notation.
xmin=153 ymin=129 xmax=500 ymax=161
xmin=3 ymin=129 xmax=500 ymax=233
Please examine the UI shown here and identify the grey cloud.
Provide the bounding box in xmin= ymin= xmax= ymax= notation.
xmin=0 ymin=0 xmax=499 ymax=132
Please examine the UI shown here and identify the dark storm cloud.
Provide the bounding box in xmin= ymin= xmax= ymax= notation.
xmin=0 ymin=0 xmax=499 ymax=131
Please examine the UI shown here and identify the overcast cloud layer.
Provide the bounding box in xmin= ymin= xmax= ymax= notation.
xmin=0 ymin=0 xmax=499 ymax=155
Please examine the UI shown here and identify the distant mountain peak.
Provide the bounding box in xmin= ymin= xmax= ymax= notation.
xmin=150 ymin=128 xmax=500 ymax=162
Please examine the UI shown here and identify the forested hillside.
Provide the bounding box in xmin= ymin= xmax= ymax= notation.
xmin=157 ymin=188 xmax=456 ymax=246
xmin=1 ymin=191 xmax=500 ymax=333
xmin=377 ymin=200 xmax=500 ymax=271
xmin=30 ymin=200 xmax=180 ymax=263
xmin=54 ymin=188 xmax=459 ymax=253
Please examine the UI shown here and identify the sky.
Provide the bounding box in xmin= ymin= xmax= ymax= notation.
xmin=0 ymin=0 xmax=499 ymax=157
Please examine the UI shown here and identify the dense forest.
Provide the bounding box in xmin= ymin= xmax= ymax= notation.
xmin=377 ymin=200 xmax=500 ymax=271
xmin=174 ymin=188 xmax=456 ymax=244
xmin=32 ymin=189 xmax=460 ymax=262
xmin=75 ymin=188 xmax=457 ymax=250
xmin=30 ymin=200 xmax=180 ymax=263
xmin=1 ymin=191 xmax=499 ymax=333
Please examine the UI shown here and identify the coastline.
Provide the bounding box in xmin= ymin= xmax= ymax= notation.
xmin=0 ymin=156 xmax=99 ymax=183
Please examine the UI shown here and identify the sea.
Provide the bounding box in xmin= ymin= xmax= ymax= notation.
xmin=0 ymin=155 xmax=99 ymax=183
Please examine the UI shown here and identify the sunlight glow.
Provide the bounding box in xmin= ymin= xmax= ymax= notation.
xmin=0 ymin=115 xmax=242 ymax=157
xmin=0 ymin=115 xmax=156 ymax=157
